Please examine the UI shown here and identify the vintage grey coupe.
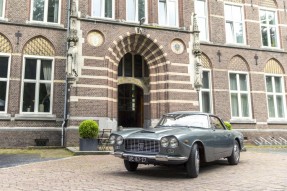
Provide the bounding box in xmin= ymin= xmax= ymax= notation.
xmin=110 ymin=111 xmax=244 ymax=178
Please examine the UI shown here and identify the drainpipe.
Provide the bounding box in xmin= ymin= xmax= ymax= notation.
xmin=61 ymin=0 xmax=72 ymax=147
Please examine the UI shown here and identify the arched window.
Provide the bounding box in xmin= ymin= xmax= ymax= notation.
xmin=118 ymin=53 xmax=149 ymax=78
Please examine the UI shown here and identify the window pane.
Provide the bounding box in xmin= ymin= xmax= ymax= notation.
xmin=268 ymin=11 xmax=275 ymax=25
xmin=229 ymin=74 xmax=237 ymax=90
xmin=202 ymin=71 xmax=209 ymax=89
xmin=195 ymin=0 xmax=205 ymax=17
xmin=0 ymin=81 xmax=7 ymax=111
xmin=267 ymin=95 xmax=275 ymax=118
xmin=105 ymin=0 xmax=113 ymax=18
xmin=266 ymin=76 xmax=273 ymax=92
xmin=0 ymin=0 xmax=3 ymax=17
xmin=224 ymin=5 xmax=232 ymax=21
xmin=92 ymin=0 xmax=101 ymax=17
xmin=158 ymin=0 xmax=166 ymax=25
xmin=233 ymin=6 xmax=242 ymax=21
xmin=225 ymin=22 xmax=233 ymax=43
xmin=134 ymin=54 xmax=143 ymax=77
xmin=0 ymin=57 xmax=8 ymax=78
xmin=274 ymin=77 xmax=282 ymax=93
xmin=118 ymin=59 xmax=123 ymax=76
xmin=138 ymin=0 xmax=145 ymax=21
xmin=23 ymin=83 xmax=36 ymax=112
xmin=25 ymin=59 xmax=37 ymax=79
xmin=239 ymin=74 xmax=247 ymax=91
xmin=202 ymin=91 xmax=210 ymax=113
xmin=124 ymin=53 xmax=132 ymax=77
xmin=231 ymin=93 xmax=239 ymax=117
xmin=276 ymin=95 xmax=284 ymax=118
xmin=168 ymin=0 xmax=176 ymax=26
xmin=235 ymin=22 xmax=243 ymax=43
xmin=198 ymin=17 xmax=207 ymax=40
xmin=33 ymin=0 xmax=45 ymax=21
xmin=47 ymin=0 xmax=59 ymax=23
xmin=270 ymin=27 xmax=277 ymax=47
xmin=241 ymin=94 xmax=249 ymax=117
xmin=127 ymin=0 xmax=136 ymax=21
xmin=39 ymin=83 xmax=51 ymax=112
xmin=261 ymin=26 xmax=268 ymax=46
xmin=260 ymin=10 xmax=266 ymax=24
xmin=40 ymin=60 xmax=52 ymax=80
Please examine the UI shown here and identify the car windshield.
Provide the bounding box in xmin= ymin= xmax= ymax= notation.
xmin=157 ymin=114 xmax=209 ymax=128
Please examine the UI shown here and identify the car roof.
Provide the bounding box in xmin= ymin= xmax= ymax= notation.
xmin=166 ymin=111 xmax=211 ymax=115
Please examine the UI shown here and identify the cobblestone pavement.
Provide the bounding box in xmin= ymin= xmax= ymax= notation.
xmin=0 ymin=149 xmax=286 ymax=191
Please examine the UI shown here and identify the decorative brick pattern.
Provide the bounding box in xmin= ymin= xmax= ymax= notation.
xmin=228 ymin=56 xmax=249 ymax=71
xmin=201 ymin=53 xmax=211 ymax=69
xmin=264 ymin=59 xmax=284 ymax=74
xmin=259 ymin=0 xmax=277 ymax=8
xmin=0 ymin=33 xmax=12 ymax=53
xmin=23 ymin=36 xmax=55 ymax=56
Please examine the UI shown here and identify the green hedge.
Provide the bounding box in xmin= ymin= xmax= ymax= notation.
xmin=79 ymin=120 xmax=99 ymax=139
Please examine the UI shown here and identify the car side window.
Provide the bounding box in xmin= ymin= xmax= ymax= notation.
xmin=210 ymin=116 xmax=225 ymax=130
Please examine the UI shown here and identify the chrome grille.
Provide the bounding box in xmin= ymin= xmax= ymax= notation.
xmin=124 ymin=139 xmax=160 ymax=154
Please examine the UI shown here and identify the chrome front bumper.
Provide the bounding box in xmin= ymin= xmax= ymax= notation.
xmin=113 ymin=152 xmax=188 ymax=162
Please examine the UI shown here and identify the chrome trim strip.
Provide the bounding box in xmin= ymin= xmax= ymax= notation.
xmin=112 ymin=152 xmax=188 ymax=162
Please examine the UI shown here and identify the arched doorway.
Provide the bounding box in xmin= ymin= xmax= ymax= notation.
xmin=118 ymin=84 xmax=143 ymax=127
xmin=118 ymin=52 xmax=149 ymax=128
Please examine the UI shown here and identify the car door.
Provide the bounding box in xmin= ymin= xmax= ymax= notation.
xmin=210 ymin=116 xmax=233 ymax=159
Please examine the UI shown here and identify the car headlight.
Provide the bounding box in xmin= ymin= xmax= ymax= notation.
xmin=160 ymin=137 xmax=169 ymax=147
xmin=170 ymin=137 xmax=179 ymax=148
xmin=109 ymin=135 xmax=116 ymax=145
xmin=116 ymin=136 xmax=124 ymax=145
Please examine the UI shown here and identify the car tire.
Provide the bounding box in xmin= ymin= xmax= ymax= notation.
xmin=124 ymin=160 xmax=138 ymax=171
xmin=228 ymin=141 xmax=240 ymax=165
xmin=186 ymin=143 xmax=200 ymax=178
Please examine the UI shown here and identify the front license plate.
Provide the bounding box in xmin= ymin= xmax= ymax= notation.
xmin=128 ymin=156 xmax=147 ymax=163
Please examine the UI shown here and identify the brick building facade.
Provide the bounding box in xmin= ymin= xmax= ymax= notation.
xmin=0 ymin=0 xmax=286 ymax=147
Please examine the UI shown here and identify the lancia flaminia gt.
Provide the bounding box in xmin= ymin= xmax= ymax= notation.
xmin=110 ymin=111 xmax=244 ymax=178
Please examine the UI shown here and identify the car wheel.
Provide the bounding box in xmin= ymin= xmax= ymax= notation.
xmin=124 ymin=160 xmax=138 ymax=171
xmin=186 ymin=143 xmax=200 ymax=178
xmin=228 ymin=141 xmax=240 ymax=165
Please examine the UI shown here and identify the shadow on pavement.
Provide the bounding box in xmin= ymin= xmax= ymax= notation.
xmin=0 ymin=154 xmax=56 ymax=168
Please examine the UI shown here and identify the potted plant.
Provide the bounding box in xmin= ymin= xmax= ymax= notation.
xmin=79 ymin=119 xmax=99 ymax=151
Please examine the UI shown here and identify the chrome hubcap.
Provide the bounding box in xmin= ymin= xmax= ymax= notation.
xmin=195 ymin=149 xmax=200 ymax=173
xmin=234 ymin=144 xmax=240 ymax=162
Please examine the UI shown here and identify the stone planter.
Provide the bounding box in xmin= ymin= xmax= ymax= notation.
xmin=79 ymin=138 xmax=98 ymax=151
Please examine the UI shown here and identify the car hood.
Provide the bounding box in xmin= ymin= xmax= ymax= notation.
xmin=117 ymin=127 xmax=190 ymax=140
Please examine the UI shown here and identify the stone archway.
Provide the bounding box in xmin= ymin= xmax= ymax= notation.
xmin=105 ymin=33 xmax=169 ymax=128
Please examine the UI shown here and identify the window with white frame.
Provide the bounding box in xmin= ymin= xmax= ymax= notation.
xmin=200 ymin=70 xmax=212 ymax=113
xmin=194 ymin=0 xmax=208 ymax=41
xmin=0 ymin=56 xmax=9 ymax=113
xmin=21 ymin=58 xmax=53 ymax=113
xmin=126 ymin=0 xmax=147 ymax=22
xmin=260 ymin=10 xmax=279 ymax=48
xmin=0 ymin=0 xmax=5 ymax=18
xmin=31 ymin=0 xmax=60 ymax=23
xmin=158 ymin=0 xmax=178 ymax=27
xmin=265 ymin=75 xmax=286 ymax=118
xmin=224 ymin=4 xmax=244 ymax=44
xmin=229 ymin=73 xmax=251 ymax=118
xmin=92 ymin=0 xmax=114 ymax=19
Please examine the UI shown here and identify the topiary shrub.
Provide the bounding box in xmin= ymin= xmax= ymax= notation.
xmin=79 ymin=120 xmax=99 ymax=139
xmin=224 ymin=121 xmax=232 ymax=130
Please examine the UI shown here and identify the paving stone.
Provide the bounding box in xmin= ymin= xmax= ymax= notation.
xmin=0 ymin=149 xmax=286 ymax=190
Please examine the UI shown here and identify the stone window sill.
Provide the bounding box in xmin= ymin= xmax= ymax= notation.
xmin=230 ymin=118 xmax=257 ymax=124
xmin=15 ymin=114 xmax=56 ymax=121
xmin=0 ymin=114 xmax=11 ymax=120
xmin=267 ymin=119 xmax=287 ymax=125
